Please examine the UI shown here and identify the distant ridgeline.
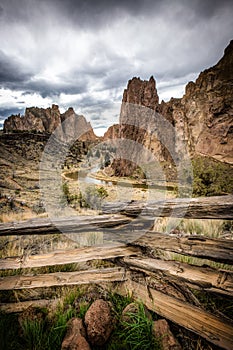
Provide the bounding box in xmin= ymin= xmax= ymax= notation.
xmin=3 ymin=105 xmax=98 ymax=142
xmin=3 ymin=40 xmax=233 ymax=166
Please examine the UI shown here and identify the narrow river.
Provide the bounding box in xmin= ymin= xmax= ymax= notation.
xmin=65 ymin=167 xmax=176 ymax=191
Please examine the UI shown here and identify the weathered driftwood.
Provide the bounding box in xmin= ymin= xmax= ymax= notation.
xmin=0 ymin=267 xmax=127 ymax=290
xmin=0 ymin=214 xmax=132 ymax=236
xmin=0 ymin=243 xmax=139 ymax=270
xmin=132 ymin=231 xmax=233 ymax=264
xmin=116 ymin=280 xmax=233 ymax=350
xmin=0 ymin=299 xmax=59 ymax=313
xmin=102 ymin=194 xmax=233 ymax=219
xmin=122 ymin=256 xmax=233 ymax=296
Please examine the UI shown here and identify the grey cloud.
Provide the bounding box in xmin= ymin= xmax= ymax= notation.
xmin=27 ymin=79 xmax=88 ymax=98
xmin=0 ymin=107 xmax=24 ymax=118
xmin=186 ymin=0 xmax=233 ymax=18
xmin=2 ymin=0 xmax=232 ymax=29
xmin=0 ymin=0 xmax=233 ymax=131
xmin=0 ymin=50 xmax=32 ymax=86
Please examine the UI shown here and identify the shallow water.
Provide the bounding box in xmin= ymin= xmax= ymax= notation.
xmin=65 ymin=168 xmax=175 ymax=191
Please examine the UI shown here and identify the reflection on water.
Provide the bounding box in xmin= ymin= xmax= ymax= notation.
xmin=65 ymin=169 xmax=113 ymax=186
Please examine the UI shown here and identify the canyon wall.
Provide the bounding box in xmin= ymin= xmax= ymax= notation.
xmin=164 ymin=39 xmax=233 ymax=163
xmin=107 ymin=40 xmax=233 ymax=179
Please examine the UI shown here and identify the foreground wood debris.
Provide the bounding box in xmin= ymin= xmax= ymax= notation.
xmin=0 ymin=195 xmax=233 ymax=349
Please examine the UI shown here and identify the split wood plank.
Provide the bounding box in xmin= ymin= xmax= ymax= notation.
xmin=0 ymin=214 xmax=132 ymax=236
xmin=132 ymin=231 xmax=233 ymax=264
xmin=0 ymin=299 xmax=59 ymax=313
xmin=116 ymin=280 xmax=233 ymax=350
xmin=0 ymin=244 xmax=139 ymax=270
xmin=102 ymin=194 xmax=233 ymax=219
xmin=0 ymin=267 xmax=127 ymax=290
xmin=123 ymin=256 xmax=233 ymax=296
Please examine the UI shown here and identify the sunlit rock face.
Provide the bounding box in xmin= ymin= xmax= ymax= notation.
xmin=108 ymin=40 xmax=233 ymax=179
xmin=3 ymin=105 xmax=97 ymax=142
xmin=162 ymin=40 xmax=233 ymax=164
xmin=4 ymin=104 xmax=61 ymax=133
xmin=110 ymin=76 xmax=176 ymax=177
xmin=103 ymin=124 xmax=120 ymax=140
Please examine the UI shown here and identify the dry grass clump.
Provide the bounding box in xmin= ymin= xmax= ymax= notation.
xmin=0 ymin=210 xmax=47 ymax=223
xmin=153 ymin=217 xmax=233 ymax=239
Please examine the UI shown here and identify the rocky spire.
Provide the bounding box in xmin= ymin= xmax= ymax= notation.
xmin=122 ymin=76 xmax=159 ymax=111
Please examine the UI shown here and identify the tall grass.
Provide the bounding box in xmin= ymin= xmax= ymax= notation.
xmin=0 ymin=210 xmax=47 ymax=223
xmin=153 ymin=217 xmax=232 ymax=239
xmin=106 ymin=302 xmax=160 ymax=350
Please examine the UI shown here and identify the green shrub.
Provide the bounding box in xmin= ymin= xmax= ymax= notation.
xmin=80 ymin=185 xmax=108 ymax=209
xmin=192 ymin=156 xmax=233 ymax=196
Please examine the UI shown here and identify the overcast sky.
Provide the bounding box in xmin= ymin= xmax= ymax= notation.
xmin=0 ymin=0 xmax=232 ymax=135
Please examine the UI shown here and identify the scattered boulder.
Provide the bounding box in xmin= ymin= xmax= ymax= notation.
xmin=84 ymin=299 xmax=114 ymax=346
xmin=153 ymin=319 xmax=181 ymax=350
xmin=61 ymin=318 xmax=91 ymax=350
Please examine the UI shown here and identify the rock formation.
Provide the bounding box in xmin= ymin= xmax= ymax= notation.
xmin=103 ymin=124 xmax=120 ymax=140
xmin=107 ymin=40 xmax=233 ymax=179
xmin=121 ymin=76 xmax=159 ymax=111
xmin=3 ymin=105 xmax=97 ymax=142
xmin=110 ymin=76 xmax=176 ymax=177
xmin=162 ymin=39 xmax=233 ymax=163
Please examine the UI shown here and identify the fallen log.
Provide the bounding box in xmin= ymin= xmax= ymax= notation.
xmin=0 ymin=267 xmax=127 ymax=290
xmin=0 ymin=243 xmax=139 ymax=270
xmin=0 ymin=299 xmax=59 ymax=313
xmin=116 ymin=280 xmax=233 ymax=350
xmin=123 ymin=256 xmax=233 ymax=296
xmin=0 ymin=214 xmax=132 ymax=236
xmin=132 ymin=231 xmax=233 ymax=264
xmin=102 ymin=195 xmax=233 ymax=219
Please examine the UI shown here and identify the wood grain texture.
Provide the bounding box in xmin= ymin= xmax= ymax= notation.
xmin=123 ymin=256 xmax=233 ymax=295
xmin=102 ymin=195 xmax=233 ymax=219
xmin=132 ymin=231 xmax=233 ymax=264
xmin=0 ymin=244 xmax=139 ymax=270
xmin=0 ymin=299 xmax=59 ymax=313
xmin=116 ymin=280 xmax=233 ymax=350
xmin=0 ymin=267 xmax=127 ymax=290
xmin=0 ymin=214 xmax=131 ymax=236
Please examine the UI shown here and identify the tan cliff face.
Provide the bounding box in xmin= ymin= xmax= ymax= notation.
xmin=121 ymin=76 xmax=159 ymax=111
xmin=163 ymin=40 xmax=233 ymax=163
xmin=4 ymin=104 xmax=61 ymax=134
xmin=105 ymin=40 xmax=233 ymax=178
xmin=110 ymin=76 xmax=176 ymax=177
xmin=3 ymin=105 xmax=97 ymax=142
xmin=103 ymin=124 xmax=120 ymax=140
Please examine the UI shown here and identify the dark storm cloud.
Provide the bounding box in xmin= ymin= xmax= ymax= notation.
xmin=2 ymin=0 xmax=233 ymax=28
xmin=0 ymin=50 xmax=32 ymax=85
xmin=0 ymin=107 xmax=24 ymax=117
xmin=0 ymin=0 xmax=233 ymax=132
xmin=0 ymin=0 xmax=157 ymax=25
xmin=26 ymin=79 xmax=88 ymax=98
xmin=185 ymin=0 xmax=233 ymax=18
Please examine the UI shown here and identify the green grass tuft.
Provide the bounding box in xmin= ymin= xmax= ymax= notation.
xmin=106 ymin=302 xmax=160 ymax=350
